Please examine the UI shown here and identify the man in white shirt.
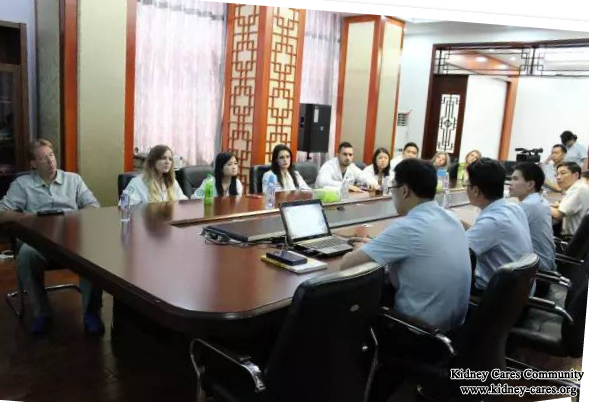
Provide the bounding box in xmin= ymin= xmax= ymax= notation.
xmin=541 ymin=144 xmax=566 ymax=193
xmin=390 ymin=142 xmax=419 ymax=170
xmin=560 ymin=131 xmax=588 ymax=171
xmin=550 ymin=161 xmax=589 ymax=237
xmin=315 ymin=142 xmax=377 ymax=191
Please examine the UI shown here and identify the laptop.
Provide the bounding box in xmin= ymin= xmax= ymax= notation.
xmin=279 ymin=199 xmax=353 ymax=257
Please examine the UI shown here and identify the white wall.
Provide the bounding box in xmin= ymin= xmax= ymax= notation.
xmin=509 ymin=77 xmax=589 ymax=161
xmin=460 ymin=75 xmax=507 ymax=160
xmin=398 ymin=22 xmax=589 ymax=149
xmin=0 ymin=0 xmax=37 ymax=137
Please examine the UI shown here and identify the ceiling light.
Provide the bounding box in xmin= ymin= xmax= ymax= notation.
xmin=498 ymin=64 xmax=508 ymax=69
xmin=488 ymin=49 xmax=495 ymax=53
xmin=510 ymin=56 xmax=517 ymax=61
xmin=475 ymin=56 xmax=488 ymax=63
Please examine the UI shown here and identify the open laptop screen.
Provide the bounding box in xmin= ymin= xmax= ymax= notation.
xmin=281 ymin=201 xmax=329 ymax=241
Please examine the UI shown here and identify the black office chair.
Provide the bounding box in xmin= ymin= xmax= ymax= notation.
xmin=499 ymin=160 xmax=517 ymax=178
xmin=249 ymin=164 xmax=271 ymax=194
xmin=374 ymin=254 xmax=539 ymax=401
xmin=190 ymin=263 xmax=385 ymax=402
xmin=295 ymin=161 xmax=319 ymax=188
xmin=176 ymin=165 xmax=214 ymax=198
xmin=4 ymin=171 xmax=81 ymax=318
xmin=354 ymin=161 xmax=367 ymax=170
xmin=117 ymin=171 xmax=141 ymax=198
xmin=448 ymin=163 xmax=459 ymax=180
xmin=508 ymin=256 xmax=588 ymax=361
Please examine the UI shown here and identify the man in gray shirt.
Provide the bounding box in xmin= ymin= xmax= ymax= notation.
xmin=0 ymin=139 xmax=103 ymax=334
xmin=509 ymin=162 xmax=556 ymax=272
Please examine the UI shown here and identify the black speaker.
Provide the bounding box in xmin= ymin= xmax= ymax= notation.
xmin=297 ymin=104 xmax=331 ymax=153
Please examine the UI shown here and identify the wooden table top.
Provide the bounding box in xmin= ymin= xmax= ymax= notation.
xmin=11 ymin=188 xmax=557 ymax=335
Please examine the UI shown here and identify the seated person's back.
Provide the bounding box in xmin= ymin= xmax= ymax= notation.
xmin=509 ymin=162 xmax=556 ymax=272
xmin=341 ymin=159 xmax=471 ymax=333
xmin=463 ymin=158 xmax=533 ymax=290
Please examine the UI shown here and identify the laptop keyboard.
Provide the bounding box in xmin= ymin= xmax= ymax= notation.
xmin=307 ymin=237 xmax=349 ymax=250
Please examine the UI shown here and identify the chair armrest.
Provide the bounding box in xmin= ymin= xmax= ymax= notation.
xmin=527 ymin=297 xmax=574 ymax=325
xmin=555 ymin=253 xmax=584 ymax=266
xmin=189 ymin=338 xmax=266 ymax=393
xmin=379 ymin=307 xmax=456 ymax=356
xmin=536 ymin=271 xmax=572 ymax=289
xmin=553 ymin=237 xmax=569 ymax=254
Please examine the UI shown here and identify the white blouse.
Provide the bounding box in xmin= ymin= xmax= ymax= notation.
xmin=124 ymin=175 xmax=188 ymax=206
xmin=363 ymin=164 xmax=393 ymax=189
xmin=191 ymin=178 xmax=244 ymax=199
xmin=261 ymin=170 xmax=311 ymax=194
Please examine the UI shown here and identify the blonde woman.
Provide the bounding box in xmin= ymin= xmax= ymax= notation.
xmin=461 ymin=149 xmax=482 ymax=182
xmin=124 ymin=145 xmax=188 ymax=206
xmin=431 ymin=151 xmax=450 ymax=170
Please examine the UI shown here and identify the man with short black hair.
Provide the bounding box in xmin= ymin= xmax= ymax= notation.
xmin=463 ymin=158 xmax=533 ymax=291
xmin=316 ymin=141 xmax=377 ymax=191
xmin=542 ymin=144 xmax=567 ymax=192
xmin=341 ymin=158 xmax=471 ymax=333
xmin=390 ymin=142 xmax=419 ymax=170
xmin=551 ymin=161 xmax=589 ymax=236
xmin=509 ymin=162 xmax=556 ymax=272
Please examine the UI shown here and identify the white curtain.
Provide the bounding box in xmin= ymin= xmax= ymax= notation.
xmin=298 ymin=10 xmax=342 ymax=164
xmin=134 ymin=0 xmax=226 ymax=165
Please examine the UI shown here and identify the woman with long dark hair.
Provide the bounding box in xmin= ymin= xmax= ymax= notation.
xmin=262 ymin=144 xmax=310 ymax=193
xmin=192 ymin=151 xmax=243 ymax=198
xmin=363 ymin=147 xmax=392 ymax=191
xmin=124 ymin=144 xmax=187 ymax=205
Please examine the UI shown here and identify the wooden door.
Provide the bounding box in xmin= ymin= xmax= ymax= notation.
xmin=422 ymin=75 xmax=468 ymax=160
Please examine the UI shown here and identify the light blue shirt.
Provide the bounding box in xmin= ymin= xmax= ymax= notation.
xmin=564 ymin=142 xmax=588 ymax=167
xmin=467 ymin=199 xmax=533 ymax=290
xmin=520 ymin=193 xmax=556 ymax=272
xmin=362 ymin=200 xmax=471 ymax=333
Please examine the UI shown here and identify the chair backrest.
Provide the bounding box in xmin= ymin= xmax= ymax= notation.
xmin=564 ymin=214 xmax=589 ymax=261
xmin=354 ymin=161 xmax=367 ymax=171
xmin=176 ymin=165 xmax=214 ymax=198
xmin=295 ymin=161 xmax=319 ymax=187
xmin=448 ymin=162 xmax=459 ymax=180
xmin=249 ymin=164 xmax=271 ymax=194
xmin=118 ymin=171 xmax=141 ymax=198
xmin=499 ymin=160 xmax=517 ymax=178
xmin=562 ymin=257 xmax=589 ymax=357
xmin=455 ymin=254 xmax=539 ymax=374
xmin=264 ymin=263 xmax=384 ymax=402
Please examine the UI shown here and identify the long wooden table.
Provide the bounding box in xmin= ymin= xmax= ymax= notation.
xmin=11 ymin=188 xmax=542 ymax=337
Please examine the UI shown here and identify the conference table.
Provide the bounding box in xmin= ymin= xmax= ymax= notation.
xmin=8 ymin=186 xmax=550 ymax=338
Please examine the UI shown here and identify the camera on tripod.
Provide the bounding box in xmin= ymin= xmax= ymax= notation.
xmin=515 ymin=148 xmax=543 ymax=163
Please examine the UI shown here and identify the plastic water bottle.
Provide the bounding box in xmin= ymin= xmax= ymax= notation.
xmin=266 ymin=173 xmax=277 ymax=209
xmin=119 ymin=190 xmax=131 ymax=223
xmin=442 ymin=171 xmax=450 ymax=209
xmin=381 ymin=176 xmax=388 ymax=195
xmin=204 ymin=174 xmax=214 ymax=205
xmin=437 ymin=168 xmax=447 ymax=192
xmin=340 ymin=177 xmax=350 ymax=200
